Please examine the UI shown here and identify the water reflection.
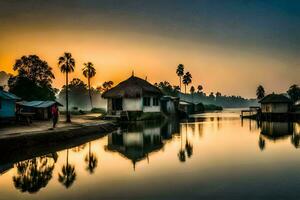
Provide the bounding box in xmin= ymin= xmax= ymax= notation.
xmin=13 ymin=153 xmax=57 ymax=193
xmin=105 ymin=120 xmax=179 ymax=170
xmin=258 ymin=121 xmax=300 ymax=150
xmin=1 ymin=110 xmax=300 ymax=199
xmin=85 ymin=142 xmax=98 ymax=174
xmin=58 ymin=149 xmax=76 ymax=188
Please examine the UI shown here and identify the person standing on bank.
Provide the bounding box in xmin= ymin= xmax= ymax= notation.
xmin=51 ymin=104 xmax=59 ymax=128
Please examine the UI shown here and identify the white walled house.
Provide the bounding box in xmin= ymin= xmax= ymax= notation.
xmin=259 ymin=94 xmax=292 ymax=113
xmin=102 ymin=75 xmax=162 ymax=119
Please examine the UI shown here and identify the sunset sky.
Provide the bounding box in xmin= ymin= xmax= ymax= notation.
xmin=0 ymin=0 xmax=299 ymax=98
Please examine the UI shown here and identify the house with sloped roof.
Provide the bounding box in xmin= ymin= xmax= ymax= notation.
xmin=259 ymin=93 xmax=292 ymax=113
xmin=0 ymin=90 xmax=21 ymax=119
xmin=17 ymin=100 xmax=63 ymax=120
xmin=102 ymin=75 xmax=162 ymax=119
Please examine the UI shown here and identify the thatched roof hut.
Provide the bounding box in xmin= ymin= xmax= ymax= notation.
xmin=259 ymin=94 xmax=292 ymax=113
xmin=258 ymin=94 xmax=292 ymax=104
xmin=102 ymin=75 xmax=162 ymax=99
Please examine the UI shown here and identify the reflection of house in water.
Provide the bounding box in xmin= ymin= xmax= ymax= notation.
xmin=105 ymin=121 xmax=179 ymax=170
xmin=259 ymin=121 xmax=296 ymax=150
xmin=260 ymin=121 xmax=293 ymax=140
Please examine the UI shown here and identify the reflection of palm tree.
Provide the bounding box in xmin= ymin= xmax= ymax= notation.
xmin=58 ymin=149 xmax=76 ymax=188
xmin=185 ymin=124 xmax=193 ymax=158
xmin=178 ymin=125 xmax=186 ymax=162
xmin=258 ymin=136 xmax=266 ymax=151
xmin=85 ymin=142 xmax=98 ymax=174
xmin=291 ymin=134 xmax=300 ymax=148
xmin=13 ymin=156 xmax=55 ymax=193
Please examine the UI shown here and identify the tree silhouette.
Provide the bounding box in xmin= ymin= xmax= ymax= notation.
xmin=256 ymin=85 xmax=265 ymax=100
xmin=84 ymin=142 xmax=98 ymax=174
xmin=8 ymin=55 xmax=56 ymax=100
xmin=82 ymin=62 xmax=96 ymax=108
xmin=182 ymin=72 xmax=192 ymax=94
xmin=13 ymin=156 xmax=55 ymax=193
xmin=197 ymin=85 xmax=203 ymax=94
xmin=287 ymin=84 xmax=300 ymax=103
xmin=102 ymin=81 xmax=114 ymax=92
xmin=58 ymin=52 xmax=75 ymax=122
xmin=176 ymin=64 xmax=184 ymax=92
xmin=190 ymin=86 xmax=195 ymax=103
xmin=58 ymin=149 xmax=76 ymax=188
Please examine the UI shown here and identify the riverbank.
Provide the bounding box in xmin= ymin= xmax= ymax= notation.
xmin=0 ymin=114 xmax=118 ymax=156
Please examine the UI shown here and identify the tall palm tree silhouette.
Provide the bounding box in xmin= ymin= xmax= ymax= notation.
xmin=182 ymin=72 xmax=192 ymax=94
xmin=58 ymin=149 xmax=76 ymax=188
xmin=176 ymin=64 xmax=184 ymax=92
xmin=85 ymin=142 xmax=98 ymax=174
xmin=82 ymin=62 xmax=96 ymax=108
xmin=58 ymin=52 xmax=75 ymax=122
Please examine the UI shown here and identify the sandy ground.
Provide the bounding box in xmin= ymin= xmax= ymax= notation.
xmin=0 ymin=113 xmax=112 ymax=138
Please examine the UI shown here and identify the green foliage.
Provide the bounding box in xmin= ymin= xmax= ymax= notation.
xmin=8 ymin=55 xmax=56 ymax=100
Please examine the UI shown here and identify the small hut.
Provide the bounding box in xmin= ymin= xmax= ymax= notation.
xmin=259 ymin=94 xmax=292 ymax=113
xmin=0 ymin=90 xmax=21 ymax=119
xmin=17 ymin=101 xmax=63 ymax=120
xmin=102 ymin=75 xmax=162 ymax=118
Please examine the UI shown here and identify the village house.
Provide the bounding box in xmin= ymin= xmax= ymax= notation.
xmin=102 ymin=75 xmax=162 ymax=120
xmin=0 ymin=90 xmax=21 ymax=120
xmin=259 ymin=94 xmax=292 ymax=113
xmin=16 ymin=101 xmax=63 ymax=120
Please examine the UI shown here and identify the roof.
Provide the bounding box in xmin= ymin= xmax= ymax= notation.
xmin=0 ymin=90 xmax=21 ymax=100
xmin=179 ymin=100 xmax=194 ymax=105
xmin=17 ymin=101 xmax=63 ymax=108
xmin=102 ymin=75 xmax=162 ymax=98
xmin=258 ymin=94 xmax=292 ymax=104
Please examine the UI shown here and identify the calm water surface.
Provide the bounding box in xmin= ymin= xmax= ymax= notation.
xmin=1 ymin=109 xmax=300 ymax=200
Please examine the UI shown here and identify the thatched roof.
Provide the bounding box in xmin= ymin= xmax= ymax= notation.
xmin=102 ymin=76 xmax=162 ymax=98
xmin=258 ymin=94 xmax=292 ymax=104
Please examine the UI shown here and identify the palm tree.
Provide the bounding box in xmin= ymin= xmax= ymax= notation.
xmin=58 ymin=52 xmax=75 ymax=122
xmin=85 ymin=142 xmax=98 ymax=174
xmin=182 ymin=72 xmax=192 ymax=94
xmin=256 ymin=85 xmax=265 ymax=100
xmin=176 ymin=64 xmax=184 ymax=92
xmin=58 ymin=149 xmax=76 ymax=188
xmin=82 ymin=62 xmax=96 ymax=108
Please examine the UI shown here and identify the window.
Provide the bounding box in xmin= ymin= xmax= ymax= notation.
xmin=143 ymin=97 xmax=151 ymax=106
xmin=153 ymin=97 xmax=159 ymax=106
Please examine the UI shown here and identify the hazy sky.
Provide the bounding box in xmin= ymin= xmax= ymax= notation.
xmin=0 ymin=0 xmax=299 ymax=98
